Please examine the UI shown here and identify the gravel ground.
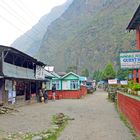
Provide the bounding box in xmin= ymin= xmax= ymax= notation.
xmin=0 ymin=89 xmax=134 ymax=140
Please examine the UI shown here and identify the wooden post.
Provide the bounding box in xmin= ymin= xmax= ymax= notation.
xmin=138 ymin=70 xmax=140 ymax=84
xmin=133 ymin=70 xmax=137 ymax=83
xmin=136 ymin=29 xmax=140 ymax=50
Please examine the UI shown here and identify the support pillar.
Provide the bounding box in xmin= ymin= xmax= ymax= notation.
xmin=133 ymin=70 xmax=137 ymax=83
xmin=136 ymin=29 xmax=140 ymax=83
xmin=138 ymin=70 xmax=140 ymax=84
xmin=136 ymin=29 xmax=140 ymax=50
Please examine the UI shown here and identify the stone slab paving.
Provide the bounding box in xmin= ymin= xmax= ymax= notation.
xmin=58 ymin=90 xmax=134 ymax=140
xmin=0 ymin=89 xmax=134 ymax=140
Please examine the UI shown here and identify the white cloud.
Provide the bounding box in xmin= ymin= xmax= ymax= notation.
xmin=0 ymin=0 xmax=67 ymax=45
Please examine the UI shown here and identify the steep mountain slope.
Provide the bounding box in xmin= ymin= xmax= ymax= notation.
xmin=11 ymin=0 xmax=73 ymax=55
xmin=38 ymin=0 xmax=139 ymax=73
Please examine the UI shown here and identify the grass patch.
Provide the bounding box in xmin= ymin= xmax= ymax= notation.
xmin=4 ymin=113 xmax=69 ymax=140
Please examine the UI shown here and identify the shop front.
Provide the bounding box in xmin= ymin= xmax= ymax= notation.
xmin=4 ymin=79 xmax=37 ymax=105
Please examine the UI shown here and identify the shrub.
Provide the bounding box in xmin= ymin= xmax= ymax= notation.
xmin=132 ymin=83 xmax=140 ymax=91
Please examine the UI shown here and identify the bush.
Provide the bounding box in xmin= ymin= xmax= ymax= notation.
xmin=132 ymin=83 xmax=140 ymax=91
xmin=128 ymin=80 xmax=134 ymax=90
xmin=108 ymin=92 xmax=117 ymax=102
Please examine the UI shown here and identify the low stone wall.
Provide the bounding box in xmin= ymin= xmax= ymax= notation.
xmin=117 ymin=92 xmax=140 ymax=135
xmin=48 ymin=86 xmax=87 ymax=99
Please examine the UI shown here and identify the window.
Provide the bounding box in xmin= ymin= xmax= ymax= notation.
xmin=53 ymin=80 xmax=60 ymax=90
xmin=46 ymin=81 xmax=51 ymax=90
xmin=70 ymin=80 xmax=78 ymax=90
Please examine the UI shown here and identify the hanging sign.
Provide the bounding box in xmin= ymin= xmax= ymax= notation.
xmin=36 ymin=65 xmax=45 ymax=79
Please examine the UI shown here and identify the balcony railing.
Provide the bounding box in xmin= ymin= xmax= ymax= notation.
xmin=3 ymin=62 xmax=35 ymax=79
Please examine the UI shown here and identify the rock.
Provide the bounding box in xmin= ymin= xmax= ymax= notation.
xmin=32 ymin=136 xmax=42 ymax=140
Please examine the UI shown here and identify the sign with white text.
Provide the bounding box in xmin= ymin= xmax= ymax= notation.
xmin=108 ymin=79 xmax=117 ymax=84
xmin=120 ymin=51 xmax=140 ymax=69
xmin=120 ymin=80 xmax=128 ymax=85
xmin=36 ymin=65 xmax=45 ymax=79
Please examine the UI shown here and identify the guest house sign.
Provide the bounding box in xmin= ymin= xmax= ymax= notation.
xmin=120 ymin=51 xmax=140 ymax=69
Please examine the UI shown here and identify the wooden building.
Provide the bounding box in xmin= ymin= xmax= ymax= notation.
xmin=0 ymin=45 xmax=51 ymax=105
xmin=127 ymin=5 xmax=140 ymax=83
xmin=61 ymin=72 xmax=80 ymax=90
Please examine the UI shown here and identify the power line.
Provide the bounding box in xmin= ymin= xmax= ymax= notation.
xmin=0 ymin=0 xmax=50 ymax=45
xmin=0 ymin=0 xmax=43 ymax=35
xmin=0 ymin=14 xmax=37 ymax=42
xmin=12 ymin=0 xmax=47 ymax=31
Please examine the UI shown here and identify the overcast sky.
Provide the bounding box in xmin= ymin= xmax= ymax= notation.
xmin=0 ymin=0 xmax=67 ymax=46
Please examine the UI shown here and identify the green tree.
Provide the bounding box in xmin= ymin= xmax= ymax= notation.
xmin=102 ymin=63 xmax=116 ymax=81
xmin=116 ymin=68 xmax=129 ymax=81
xmin=66 ymin=65 xmax=77 ymax=73
xmin=81 ymin=68 xmax=89 ymax=77
xmin=93 ymin=70 xmax=102 ymax=82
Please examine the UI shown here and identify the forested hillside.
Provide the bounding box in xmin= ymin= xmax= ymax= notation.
xmin=37 ymin=0 xmax=139 ymax=73
xmin=12 ymin=0 xmax=140 ymax=74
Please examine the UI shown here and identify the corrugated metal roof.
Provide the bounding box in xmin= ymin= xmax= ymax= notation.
xmin=0 ymin=45 xmax=37 ymax=62
xmin=51 ymin=71 xmax=61 ymax=78
xmin=44 ymin=70 xmax=55 ymax=78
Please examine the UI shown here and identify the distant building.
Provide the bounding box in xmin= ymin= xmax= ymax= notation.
xmin=47 ymin=72 xmax=87 ymax=99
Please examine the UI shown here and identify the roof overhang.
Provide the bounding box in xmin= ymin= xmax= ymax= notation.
xmin=61 ymin=72 xmax=80 ymax=79
xmin=127 ymin=5 xmax=140 ymax=30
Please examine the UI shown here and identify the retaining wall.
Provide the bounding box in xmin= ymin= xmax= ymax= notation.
xmin=48 ymin=85 xmax=87 ymax=99
xmin=117 ymin=92 xmax=140 ymax=135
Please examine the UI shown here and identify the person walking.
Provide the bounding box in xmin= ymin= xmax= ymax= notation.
xmin=43 ymin=89 xmax=48 ymax=103
xmin=39 ymin=89 xmax=43 ymax=102
xmin=52 ymin=84 xmax=56 ymax=101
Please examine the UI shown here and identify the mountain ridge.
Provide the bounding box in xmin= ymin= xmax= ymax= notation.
xmin=37 ymin=0 xmax=139 ymax=73
xmin=11 ymin=0 xmax=73 ymax=55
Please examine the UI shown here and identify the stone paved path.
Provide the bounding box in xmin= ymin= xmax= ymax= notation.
xmin=0 ymin=89 xmax=134 ymax=140
xmin=58 ymin=89 xmax=134 ymax=140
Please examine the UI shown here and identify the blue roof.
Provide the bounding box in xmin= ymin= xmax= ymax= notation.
xmin=79 ymin=76 xmax=87 ymax=81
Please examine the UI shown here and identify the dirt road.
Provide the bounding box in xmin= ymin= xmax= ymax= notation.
xmin=0 ymin=89 xmax=134 ymax=140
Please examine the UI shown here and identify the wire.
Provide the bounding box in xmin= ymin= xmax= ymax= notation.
xmin=0 ymin=0 xmax=43 ymax=34
xmin=0 ymin=14 xmax=37 ymax=42
xmin=12 ymin=0 xmax=47 ymax=31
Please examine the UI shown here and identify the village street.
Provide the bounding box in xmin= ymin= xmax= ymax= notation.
xmin=0 ymin=89 xmax=134 ymax=140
